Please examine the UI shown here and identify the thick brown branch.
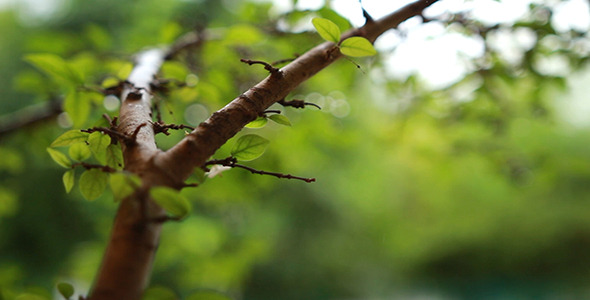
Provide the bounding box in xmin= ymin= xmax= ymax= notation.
xmin=159 ymin=0 xmax=439 ymax=183
xmin=88 ymin=49 xmax=170 ymax=300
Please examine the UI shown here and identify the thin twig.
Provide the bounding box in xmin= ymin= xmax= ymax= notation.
xmin=204 ymin=157 xmax=315 ymax=183
xmin=240 ymin=59 xmax=282 ymax=77
xmin=278 ymin=99 xmax=321 ymax=110
xmin=152 ymin=121 xmax=195 ymax=135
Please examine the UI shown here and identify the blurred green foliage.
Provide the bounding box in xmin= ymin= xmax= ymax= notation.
xmin=1 ymin=0 xmax=590 ymax=299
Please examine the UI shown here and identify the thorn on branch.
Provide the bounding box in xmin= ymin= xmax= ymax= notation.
xmin=130 ymin=123 xmax=148 ymax=142
xmin=359 ymin=0 xmax=375 ymax=24
xmin=263 ymin=109 xmax=282 ymax=115
xmin=278 ymin=99 xmax=321 ymax=110
xmin=240 ymin=59 xmax=282 ymax=77
xmin=152 ymin=121 xmax=195 ymax=136
xmin=203 ymin=156 xmax=316 ymax=183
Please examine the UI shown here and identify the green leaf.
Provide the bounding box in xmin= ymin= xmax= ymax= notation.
xmin=105 ymin=144 xmax=124 ymax=169
xmin=64 ymin=90 xmax=91 ymax=128
xmin=339 ymin=37 xmax=377 ymax=57
xmin=79 ymin=169 xmax=108 ymax=201
xmin=231 ymin=134 xmax=269 ymax=161
xmin=46 ymin=148 xmax=71 ymax=168
xmin=24 ymin=53 xmax=82 ymax=86
xmin=245 ymin=117 xmax=268 ymax=128
xmin=88 ymin=131 xmax=111 ymax=164
xmin=50 ymin=130 xmax=89 ymax=147
xmin=68 ymin=142 xmax=91 ymax=161
xmin=143 ymin=286 xmax=177 ymax=300
xmin=150 ymin=186 xmax=191 ymax=219
xmin=62 ymin=169 xmax=75 ymax=193
xmin=269 ymin=114 xmax=292 ymax=126
xmin=312 ymin=17 xmax=341 ymax=43
xmin=56 ymin=282 xmax=74 ymax=299
xmin=109 ymin=173 xmax=141 ymax=201
xmin=186 ymin=290 xmax=232 ymax=300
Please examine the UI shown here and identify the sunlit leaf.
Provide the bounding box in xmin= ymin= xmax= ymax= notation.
xmin=24 ymin=53 xmax=82 ymax=86
xmin=186 ymin=290 xmax=232 ymax=300
xmin=116 ymin=62 xmax=133 ymax=80
xmin=150 ymin=186 xmax=191 ymax=219
xmin=46 ymin=148 xmax=71 ymax=168
xmin=109 ymin=173 xmax=141 ymax=201
xmin=312 ymin=17 xmax=341 ymax=43
xmin=56 ymin=282 xmax=74 ymax=299
xmin=85 ymin=23 xmax=112 ymax=51
xmin=68 ymin=142 xmax=91 ymax=161
xmin=143 ymin=286 xmax=177 ymax=300
xmin=79 ymin=169 xmax=108 ymax=201
xmin=105 ymin=144 xmax=124 ymax=169
xmin=0 ymin=147 xmax=24 ymax=173
xmin=50 ymin=130 xmax=89 ymax=147
xmin=88 ymin=131 xmax=111 ymax=164
xmin=62 ymin=169 xmax=75 ymax=193
xmin=269 ymin=114 xmax=292 ymax=126
xmin=339 ymin=37 xmax=377 ymax=57
xmin=231 ymin=134 xmax=269 ymax=161
xmin=64 ymin=90 xmax=91 ymax=128
xmin=161 ymin=61 xmax=189 ymax=81
xmin=245 ymin=117 xmax=268 ymax=128
xmin=14 ymin=293 xmax=48 ymax=300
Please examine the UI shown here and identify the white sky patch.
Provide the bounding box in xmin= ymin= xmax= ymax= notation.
xmin=556 ymin=65 xmax=590 ymax=127
xmin=470 ymin=0 xmax=537 ymax=26
xmin=0 ymin=0 xmax=67 ymax=25
xmin=552 ymin=0 xmax=590 ymax=32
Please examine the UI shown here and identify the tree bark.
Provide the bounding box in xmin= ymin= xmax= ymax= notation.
xmin=87 ymin=1 xmax=439 ymax=299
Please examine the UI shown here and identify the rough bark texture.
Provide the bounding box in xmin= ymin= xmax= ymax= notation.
xmin=88 ymin=1 xmax=439 ymax=299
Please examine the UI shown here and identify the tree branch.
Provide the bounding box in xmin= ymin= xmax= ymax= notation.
xmin=86 ymin=1 xmax=439 ymax=299
xmin=88 ymin=49 xmax=169 ymax=300
xmin=159 ymin=0 xmax=440 ymax=183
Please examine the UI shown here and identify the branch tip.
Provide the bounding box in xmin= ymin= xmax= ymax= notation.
xmin=240 ymin=58 xmax=282 ymax=77
xmin=278 ymin=99 xmax=321 ymax=110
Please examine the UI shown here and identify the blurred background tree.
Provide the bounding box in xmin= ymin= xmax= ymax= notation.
xmin=1 ymin=0 xmax=590 ymax=299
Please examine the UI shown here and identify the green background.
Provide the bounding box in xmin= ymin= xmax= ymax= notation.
xmin=1 ymin=0 xmax=590 ymax=299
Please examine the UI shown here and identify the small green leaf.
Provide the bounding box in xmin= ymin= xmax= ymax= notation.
xmin=62 ymin=169 xmax=75 ymax=193
xmin=88 ymin=131 xmax=111 ymax=164
xmin=79 ymin=169 xmax=108 ymax=201
xmin=46 ymin=148 xmax=71 ymax=168
xmin=105 ymin=144 xmax=124 ymax=169
xmin=339 ymin=37 xmax=377 ymax=57
xmin=57 ymin=282 xmax=74 ymax=299
xmin=64 ymin=90 xmax=91 ymax=128
xmin=245 ymin=117 xmax=268 ymax=128
xmin=231 ymin=134 xmax=269 ymax=161
xmin=68 ymin=142 xmax=91 ymax=161
xmin=24 ymin=53 xmax=82 ymax=86
xmin=51 ymin=130 xmax=89 ymax=147
xmin=312 ymin=17 xmax=341 ymax=43
xmin=109 ymin=173 xmax=141 ymax=201
xmin=150 ymin=186 xmax=191 ymax=219
xmin=269 ymin=114 xmax=292 ymax=126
